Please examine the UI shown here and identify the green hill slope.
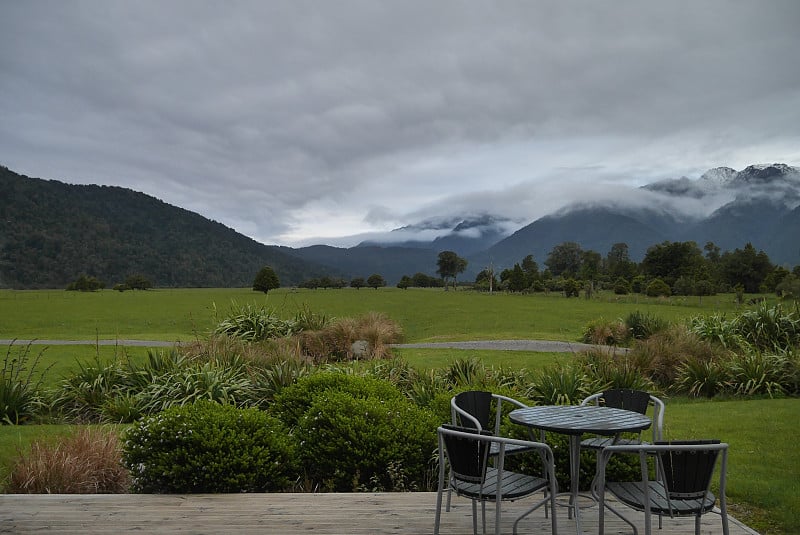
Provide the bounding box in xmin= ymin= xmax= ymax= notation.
xmin=0 ymin=166 xmax=334 ymax=288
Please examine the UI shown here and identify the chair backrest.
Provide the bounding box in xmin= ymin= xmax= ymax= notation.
xmin=452 ymin=391 xmax=493 ymax=431
xmin=655 ymin=440 xmax=721 ymax=500
xmin=584 ymin=388 xmax=665 ymax=441
xmin=598 ymin=389 xmax=651 ymax=414
xmin=439 ymin=424 xmax=492 ymax=484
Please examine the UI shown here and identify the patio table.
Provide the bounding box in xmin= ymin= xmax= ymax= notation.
xmin=509 ymin=405 xmax=652 ymax=534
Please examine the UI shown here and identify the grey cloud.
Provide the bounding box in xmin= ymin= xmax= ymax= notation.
xmin=1 ymin=1 xmax=799 ymax=246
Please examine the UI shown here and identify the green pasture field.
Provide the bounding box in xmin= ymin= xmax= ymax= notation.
xmin=0 ymin=286 xmax=758 ymax=343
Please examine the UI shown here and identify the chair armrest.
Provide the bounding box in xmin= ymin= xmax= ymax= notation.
xmin=580 ymin=392 xmax=603 ymax=406
xmin=450 ymin=397 xmax=483 ymax=430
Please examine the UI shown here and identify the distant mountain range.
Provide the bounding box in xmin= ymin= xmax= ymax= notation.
xmin=1 ymin=163 xmax=798 ymax=289
xmin=367 ymin=163 xmax=800 ymax=279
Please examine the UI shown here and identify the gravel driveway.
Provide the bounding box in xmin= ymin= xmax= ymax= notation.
xmin=2 ymin=338 xmax=616 ymax=353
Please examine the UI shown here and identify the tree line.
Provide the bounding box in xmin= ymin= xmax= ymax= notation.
xmin=265 ymin=239 xmax=800 ymax=300
xmin=477 ymin=240 xmax=800 ymax=299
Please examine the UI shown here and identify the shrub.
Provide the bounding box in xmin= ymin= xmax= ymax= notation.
xmin=442 ymin=357 xmax=490 ymax=387
xmin=268 ymin=372 xmax=406 ymax=429
xmin=8 ymin=427 xmax=130 ymax=493
xmin=122 ymin=401 xmax=296 ymax=493
xmin=249 ymin=358 xmax=312 ymax=407
xmin=645 ymin=278 xmax=671 ymax=297
xmin=66 ymin=274 xmax=104 ymax=291
xmin=563 ymin=278 xmax=581 ymax=297
xmin=295 ymin=389 xmax=437 ymax=491
xmin=688 ymin=314 xmax=744 ymax=350
xmin=1 ymin=342 xmax=49 ymax=425
xmin=613 ymin=277 xmax=631 ymax=295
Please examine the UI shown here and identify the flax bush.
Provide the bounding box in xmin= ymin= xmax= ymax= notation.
xmin=675 ymin=357 xmax=728 ymax=398
xmin=1 ymin=342 xmax=49 ymax=424
xmin=213 ymin=302 xmax=298 ymax=341
xmin=525 ymin=363 xmax=591 ymax=406
xmin=50 ymin=355 xmax=128 ymax=423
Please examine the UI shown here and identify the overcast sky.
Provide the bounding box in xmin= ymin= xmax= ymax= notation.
xmin=2 ymin=1 xmax=799 ymax=247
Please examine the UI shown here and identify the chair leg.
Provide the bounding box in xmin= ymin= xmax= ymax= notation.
xmin=695 ymin=513 xmax=701 ymax=535
xmin=471 ymin=499 xmax=478 ymax=535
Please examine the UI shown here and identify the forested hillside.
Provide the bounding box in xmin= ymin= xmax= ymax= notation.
xmin=0 ymin=167 xmax=334 ymax=289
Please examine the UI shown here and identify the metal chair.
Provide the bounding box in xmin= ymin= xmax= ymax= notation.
xmin=579 ymin=389 xmax=665 ymax=450
xmin=434 ymin=424 xmax=558 ymax=535
xmin=448 ymin=391 xmax=537 ymax=511
xmin=596 ymin=440 xmax=730 ymax=535
xmin=451 ymin=390 xmax=533 ymax=455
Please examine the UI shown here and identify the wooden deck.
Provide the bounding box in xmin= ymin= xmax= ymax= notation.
xmin=0 ymin=492 xmax=758 ymax=534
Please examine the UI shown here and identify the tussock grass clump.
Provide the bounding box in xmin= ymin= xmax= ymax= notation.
xmin=8 ymin=427 xmax=129 ymax=493
xmin=582 ymin=318 xmax=629 ymax=346
xmin=297 ymin=312 xmax=403 ymax=363
xmin=628 ymin=324 xmax=719 ymax=386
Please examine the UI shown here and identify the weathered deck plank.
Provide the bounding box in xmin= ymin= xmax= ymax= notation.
xmin=0 ymin=492 xmax=757 ymax=534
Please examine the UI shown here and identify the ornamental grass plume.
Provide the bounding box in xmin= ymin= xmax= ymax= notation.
xmin=8 ymin=427 xmax=130 ymax=493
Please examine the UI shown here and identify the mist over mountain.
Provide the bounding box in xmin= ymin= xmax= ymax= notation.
xmin=357 ymin=214 xmax=519 ymax=255
xmin=364 ymin=163 xmax=800 ymax=279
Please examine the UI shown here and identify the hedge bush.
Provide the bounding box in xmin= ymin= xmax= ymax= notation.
xmin=295 ymin=389 xmax=437 ymax=491
xmin=268 ymin=371 xmax=407 ymax=429
xmin=122 ymin=401 xmax=296 ymax=493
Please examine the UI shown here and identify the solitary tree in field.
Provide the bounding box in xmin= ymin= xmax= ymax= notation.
xmin=252 ymin=266 xmax=280 ymax=293
xmin=367 ymin=273 xmax=386 ymax=289
xmin=436 ymin=250 xmax=467 ymax=290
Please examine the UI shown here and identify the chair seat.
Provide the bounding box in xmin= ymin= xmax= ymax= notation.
xmin=607 ymin=481 xmax=717 ymax=516
xmin=580 ymin=436 xmax=648 ymax=450
xmin=488 ymin=441 xmax=534 ymax=456
xmin=451 ymin=467 xmax=549 ymax=501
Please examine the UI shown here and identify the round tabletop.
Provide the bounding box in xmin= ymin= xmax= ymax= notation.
xmin=509 ymin=405 xmax=651 ymax=436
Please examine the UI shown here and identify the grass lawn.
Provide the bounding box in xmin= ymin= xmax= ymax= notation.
xmin=663 ymin=397 xmax=799 ymax=535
